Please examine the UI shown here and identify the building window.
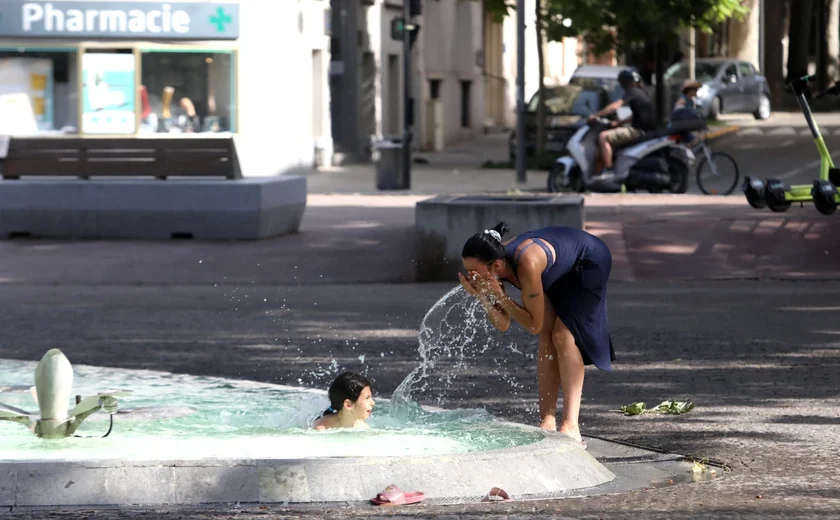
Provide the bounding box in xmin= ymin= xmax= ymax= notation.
xmin=429 ymin=79 xmax=441 ymax=100
xmin=0 ymin=48 xmax=78 ymax=135
xmin=140 ymin=50 xmax=236 ymax=134
xmin=460 ymin=80 xmax=471 ymax=128
xmin=81 ymin=49 xmax=136 ymax=135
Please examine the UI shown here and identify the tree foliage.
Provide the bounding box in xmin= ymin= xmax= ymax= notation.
xmin=482 ymin=0 xmax=514 ymax=23
xmin=483 ymin=0 xmax=749 ymax=50
xmin=548 ymin=0 xmax=748 ymax=50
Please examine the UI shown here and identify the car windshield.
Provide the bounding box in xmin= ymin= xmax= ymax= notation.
xmin=664 ymin=62 xmax=719 ymax=83
xmin=526 ymin=85 xmax=605 ymax=116
xmin=568 ymin=76 xmax=623 ymax=101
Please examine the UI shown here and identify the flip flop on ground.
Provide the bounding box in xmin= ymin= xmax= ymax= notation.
xmin=481 ymin=487 xmax=512 ymax=502
xmin=370 ymin=484 xmax=425 ymax=506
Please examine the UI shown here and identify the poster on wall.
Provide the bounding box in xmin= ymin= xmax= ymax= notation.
xmin=82 ymin=53 xmax=136 ymax=134
xmin=0 ymin=58 xmax=54 ymax=134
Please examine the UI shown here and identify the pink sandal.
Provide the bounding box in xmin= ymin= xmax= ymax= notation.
xmin=481 ymin=487 xmax=512 ymax=502
xmin=370 ymin=484 xmax=425 ymax=506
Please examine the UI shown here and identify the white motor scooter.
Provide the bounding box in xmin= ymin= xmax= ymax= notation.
xmin=547 ymin=107 xmax=703 ymax=193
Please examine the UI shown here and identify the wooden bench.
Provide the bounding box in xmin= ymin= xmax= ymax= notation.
xmin=0 ymin=137 xmax=242 ymax=180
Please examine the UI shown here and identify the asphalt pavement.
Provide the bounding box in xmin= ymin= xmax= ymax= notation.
xmin=3 ymin=118 xmax=840 ymax=519
xmin=711 ymin=131 xmax=840 ymax=188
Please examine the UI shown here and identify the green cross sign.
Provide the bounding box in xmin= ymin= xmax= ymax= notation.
xmin=209 ymin=7 xmax=233 ymax=32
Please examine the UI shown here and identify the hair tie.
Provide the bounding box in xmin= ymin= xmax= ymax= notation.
xmin=327 ymin=406 xmax=336 ymax=413
xmin=484 ymin=229 xmax=502 ymax=243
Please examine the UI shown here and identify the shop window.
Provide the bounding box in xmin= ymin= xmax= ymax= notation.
xmin=0 ymin=49 xmax=78 ymax=135
xmin=81 ymin=49 xmax=137 ymax=135
xmin=139 ymin=51 xmax=235 ymax=135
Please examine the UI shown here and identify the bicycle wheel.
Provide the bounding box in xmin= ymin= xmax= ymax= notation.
xmin=696 ymin=151 xmax=740 ymax=195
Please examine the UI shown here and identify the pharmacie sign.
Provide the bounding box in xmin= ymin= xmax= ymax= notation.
xmin=0 ymin=1 xmax=240 ymax=39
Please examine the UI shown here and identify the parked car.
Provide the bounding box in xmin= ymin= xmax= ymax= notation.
xmin=664 ymin=58 xmax=771 ymax=120
xmin=568 ymin=64 xmax=641 ymax=102
xmin=509 ymin=83 xmax=612 ymax=163
xmin=509 ymin=65 xmax=637 ymax=162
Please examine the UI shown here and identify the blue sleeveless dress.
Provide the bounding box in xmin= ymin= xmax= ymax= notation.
xmin=503 ymin=226 xmax=616 ymax=371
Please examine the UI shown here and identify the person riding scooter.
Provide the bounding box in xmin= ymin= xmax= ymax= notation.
xmin=587 ymin=69 xmax=657 ymax=179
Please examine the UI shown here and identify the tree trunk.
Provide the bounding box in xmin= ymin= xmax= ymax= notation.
xmin=765 ymin=0 xmax=789 ymax=108
xmin=818 ymin=0 xmax=829 ymax=89
xmin=654 ymin=40 xmax=667 ymax=123
xmin=728 ymin=0 xmax=760 ymax=66
xmin=535 ymin=0 xmax=546 ymax=156
xmin=786 ymin=0 xmax=814 ymax=82
xmin=828 ymin=0 xmax=840 ymax=81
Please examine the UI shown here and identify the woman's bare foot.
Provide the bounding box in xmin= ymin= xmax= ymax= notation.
xmin=539 ymin=416 xmax=557 ymax=431
xmin=558 ymin=422 xmax=581 ymax=443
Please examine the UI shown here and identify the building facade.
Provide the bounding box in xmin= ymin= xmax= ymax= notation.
xmin=496 ymin=0 xmax=583 ymax=129
xmin=0 ymin=0 xmax=332 ymax=176
xmin=329 ymin=0 xmax=489 ymax=160
xmin=416 ymin=0 xmax=485 ymax=151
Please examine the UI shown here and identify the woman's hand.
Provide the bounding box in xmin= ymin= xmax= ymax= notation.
xmin=475 ymin=272 xmax=504 ymax=301
xmin=458 ymin=271 xmax=481 ymax=297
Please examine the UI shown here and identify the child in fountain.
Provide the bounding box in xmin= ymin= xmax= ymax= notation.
xmin=313 ymin=372 xmax=375 ymax=430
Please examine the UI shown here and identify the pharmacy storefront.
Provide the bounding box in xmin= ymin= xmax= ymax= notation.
xmin=0 ymin=0 xmax=240 ymax=136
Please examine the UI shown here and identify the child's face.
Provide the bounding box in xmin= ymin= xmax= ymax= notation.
xmin=346 ymin=386 xmax=375 ymax=419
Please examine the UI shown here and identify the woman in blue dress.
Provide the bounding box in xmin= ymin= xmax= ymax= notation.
xmin=459 ymin=221 xmax=615 ymax=445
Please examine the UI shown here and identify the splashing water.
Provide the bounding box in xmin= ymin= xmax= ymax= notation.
xmin=389 ymin=286 xmax=535 ymax=420
xmin=0 ymin=361 xmax=543 ymax=460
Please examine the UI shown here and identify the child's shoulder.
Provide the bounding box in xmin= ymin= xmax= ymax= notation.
xmin=313 ymin=413 xmax=338 ymax=430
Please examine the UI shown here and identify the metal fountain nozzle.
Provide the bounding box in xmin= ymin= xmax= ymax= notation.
xmin=0 ymin=348 xmax=131 ymax=439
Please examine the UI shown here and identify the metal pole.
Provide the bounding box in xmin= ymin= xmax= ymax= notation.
xmin=758 ymin=0 xmax=765 ymax=75
xmin=515 ymin=0 xmax=526 ymax=183
xmin=688 ymin=26 xmax=696 ymax=80
xmin=402 ymin=1 xmax=413 ymax=189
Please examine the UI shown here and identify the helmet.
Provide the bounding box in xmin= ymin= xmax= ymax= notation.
xmin=618 ymin=69 xmax=642 ymax=89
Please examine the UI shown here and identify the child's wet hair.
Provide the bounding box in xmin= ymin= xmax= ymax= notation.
xmin=322 ymin=372 xmax=372 ymax=417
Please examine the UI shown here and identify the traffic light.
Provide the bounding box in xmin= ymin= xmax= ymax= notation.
xmin=390 ymin=17 xmax=405 ymax=40
xmin=390 ymin=17 xmax=421 ymax=46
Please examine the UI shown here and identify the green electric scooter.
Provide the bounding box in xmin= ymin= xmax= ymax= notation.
xmin=742 ymin=75 xmax=840 ymax=215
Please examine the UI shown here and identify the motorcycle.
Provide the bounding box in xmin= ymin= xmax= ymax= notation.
xmin=547 ymin=113 xmax=704 ymax=194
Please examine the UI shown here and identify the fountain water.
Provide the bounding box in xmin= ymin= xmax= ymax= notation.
xmin=0 ymin=287 xmax=615 ymax=506
xmin=391 ymin=286 xmax=534 ymax=416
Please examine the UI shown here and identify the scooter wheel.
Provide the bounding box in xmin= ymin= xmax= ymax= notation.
xmin=547 ymin=164 xmax=564 ymax=193
xmin=812 ymin=180 xmax=838 ymax=215
xmin=742 ymin=176 xmax=767 ymax=209
xmin=765 ymin=190 xmax=791 ymax=212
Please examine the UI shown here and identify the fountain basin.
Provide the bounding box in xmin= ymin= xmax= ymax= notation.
xmin=0 ymin=360 xmax=614 ymax=506
xmin=2 ymin=430 xmax=610 ymax=506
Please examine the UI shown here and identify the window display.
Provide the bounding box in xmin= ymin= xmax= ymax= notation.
xmin=139 ymin=51 xmax=235 ymax=134
xmin=82 ymin=51 xmax=136 ymax=134
xmin=0 ymin=50 xmax=77 ymax=135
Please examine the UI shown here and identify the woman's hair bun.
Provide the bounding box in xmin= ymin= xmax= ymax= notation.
xmin=491 ymin=221 xmax=509 ymax=237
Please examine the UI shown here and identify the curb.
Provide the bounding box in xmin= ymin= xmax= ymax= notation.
xmin=705 ymin=125 xmax=740 ymax=141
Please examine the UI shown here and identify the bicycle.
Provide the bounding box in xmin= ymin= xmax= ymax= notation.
xmin=692 ymin=128 xmax=740 ymax=195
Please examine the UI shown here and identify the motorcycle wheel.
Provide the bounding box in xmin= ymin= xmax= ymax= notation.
xmin=666 ymin=156 xmax=690 ymax=193
xmin=547 ymin=164 xmax=582 ymax=193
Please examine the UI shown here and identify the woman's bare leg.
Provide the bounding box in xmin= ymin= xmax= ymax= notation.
xmin=537 ymin=296 xmax=561 ymax=430
xmin=552 ymin=317 xmax=585 ymax=442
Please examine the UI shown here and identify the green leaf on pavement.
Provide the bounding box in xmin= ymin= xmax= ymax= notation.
xmin=616 ymin=402 xmax=648 ymax=415
xmin=652 ymin=400 xmax=695 ymax=415
xmin=613 ymin=400 xmax=695 ymax=416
